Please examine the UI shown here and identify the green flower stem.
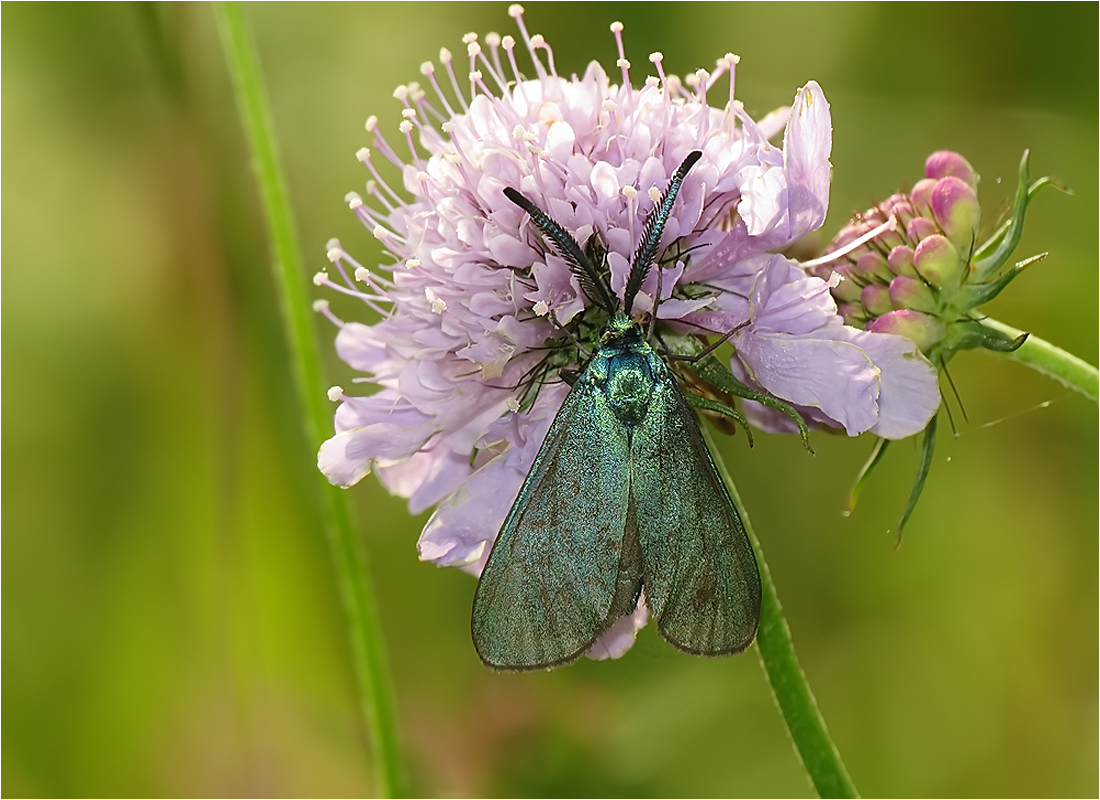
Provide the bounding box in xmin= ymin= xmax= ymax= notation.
xmin=703 ymin=427 xmax=859 ymax=799
xmin=981 ymin=318 xmax=1099 ymax=402
xmin=215 ymin=4 xmax=406 ymax=796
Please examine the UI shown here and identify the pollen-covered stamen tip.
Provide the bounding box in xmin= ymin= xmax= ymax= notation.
xmin=313 ymin=271 xmax=329 ymax=286
xmin=327 ymin=385 xmax=345 ymax=402
xmin=609 ymin=21 xmax=631 ymax=90
xmin=724 ymin=53 xmax=740 ymax=109
xmin=648 ymin=52 xmax=668 ymax=92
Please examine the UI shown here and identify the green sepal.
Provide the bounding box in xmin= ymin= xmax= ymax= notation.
xmin=896 ymin=414 xmax=937 ymax=545
xmin=973 ymin=151 xmax=1068 ymax=280
xmin=845 ymin=436 xmax=890 ymax=516
xmin=957 ymin=252 xmax=1046 ymax=310
xmin=930 ymin=319 xmax=1029 ymax=365
xmin=684 ymin=392 xmax=755 ymax=448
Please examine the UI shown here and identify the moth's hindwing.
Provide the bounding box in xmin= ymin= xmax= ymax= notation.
xmin=633 ymin=364 xmax=762 ymax=655
xmin=471 ymin=364 xmax=641 ymax=670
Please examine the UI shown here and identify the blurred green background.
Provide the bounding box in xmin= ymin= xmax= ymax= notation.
xmin=3 ymin=2 xmax=1096 ymax=796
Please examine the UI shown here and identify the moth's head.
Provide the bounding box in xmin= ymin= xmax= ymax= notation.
xmin=600 ymin=312 xmax=645 ymax=347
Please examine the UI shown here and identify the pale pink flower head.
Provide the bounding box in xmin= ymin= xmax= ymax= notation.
xmin=315 ymin=8 xmax=939 ymax=661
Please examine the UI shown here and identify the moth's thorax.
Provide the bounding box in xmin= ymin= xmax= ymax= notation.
xmin=586 ymin=313 xmax=666 ymax=427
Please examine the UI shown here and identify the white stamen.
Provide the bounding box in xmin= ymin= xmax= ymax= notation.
xmin=355 ymin=147 xmax=370 ymax=162
xmin=345 ymin=192 xmax=363 ymax=209
xmin=431 ymin=298 xmax=447 ymax=314
xmin=420 ymin=61 xmax=434 ymax=76
xmin=405 ymin=258 xmax=421 ymax=269
xmin=439 ymin=46 xmax=452 ymax=64
xmin=392 ymin=85 xmax=409 ymax=101
xmin=529 ymin=33 xmax=544 ymax=47
xmin=441 ymin=120 xmax=456 ymax=134
xmin=801 ymin=217 xmax=900 ymax=269
xmin=533 ymin=300 xmax=549 ymax=316
xmin=602 ymin=99 xmax=617 ymax=111
xmin=327 ymin=247 xmax=342 ymax=263
xmin=469 ymin=70 xmax=483 ymax=82
xmin=485 ymin=32 xmax=501 ymax=47
xmin=364 ymin=116 xmax=378 ymax=132
xmin=467 ymin=41 xmax=481 ymax=57
xmin=401 ymin=108 xmax=417 ymax=119
xmin=506 ymin=397 xmax=521 ymax=413
xmin=462 ymin=32 xmax=478 ymax=45
xmin=501 ymin=35 xmax=515 ymax=51
xmin=399 ymin=120 xmax=413 ymax=134
xmin=327 ymin=386 xmax=344 ymax=402
xmin=354 ymin=267 xmax=371 ymax=282
xmin=610 ymin=21 xmax=623 ymax=33
xmin=508 ymin=4 xmax=524 ymax=18
xmin=644 ymin=75 xmax=659 ymax=88
xmin=312 ymin=299 xmax=330 ymax=313
xmin=313 ymin=271 xmax=328 ymax=286
xmin=649 ymin=52 xmax=663 ymax=63
xmin=372 ymin=225 xmax=390 ymax=241
xmin=621 ymin=185 xmax=638 ymax=199
xmin=648 ymin=186 xmax=662 ymax=203
xmin=617 ymin=57 xmax=631 ymax=70
xmin=325 ymin=237 xmax=341 ymax=251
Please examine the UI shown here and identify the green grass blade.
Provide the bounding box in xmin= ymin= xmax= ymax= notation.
xmin=215 ymin=4 xmax=406 ymax=795
xmin=703 ymin=426 xmax=859 ymax=799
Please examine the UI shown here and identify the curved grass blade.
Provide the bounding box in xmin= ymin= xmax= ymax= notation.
xmin=216 ymin=4 xmax=406 ymax=794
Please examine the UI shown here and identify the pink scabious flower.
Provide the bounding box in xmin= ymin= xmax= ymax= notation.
xmin=316 ymin=8 xmax=939 ymax=660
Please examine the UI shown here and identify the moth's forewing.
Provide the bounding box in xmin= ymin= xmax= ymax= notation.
xmin=633 ymin=362 xmax=762 ymax=655
xmin=471 ymin=366 xmax=641 ymax=670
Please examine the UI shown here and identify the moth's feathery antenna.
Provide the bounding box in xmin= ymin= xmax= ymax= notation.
xmin=504 ymin=187 xmax=617 ymax=313
xmin=623 ymin=150 xmax=703 ymax=316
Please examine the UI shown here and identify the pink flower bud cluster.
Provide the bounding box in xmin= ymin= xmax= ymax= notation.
xmin=815 ymin=151 xmax=982 ymax=352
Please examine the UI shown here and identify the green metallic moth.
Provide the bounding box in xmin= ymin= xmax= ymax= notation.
xmin=473 ymin=151 xmax=762 ymax=670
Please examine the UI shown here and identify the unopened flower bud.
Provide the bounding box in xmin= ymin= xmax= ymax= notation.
xmin=889 ymin=275 xmax=937 ymax=313
xmin=925 ymin=150 xmax=978 ymax=190
xmin=913 ymin=234 xmax=965 ymax=290
xmin=909 ymin=178 xmax=937 ymax=214
xmin=832 ymin=266 xmax=864 ymax=303
xmin=887 ymin=245 xmax=918 ymax=278
xmin=906 ymin=216 xmax=938 ymax=243
xmin=931 ymin=176 xmax=980 ymax=250
xmin=861 ymin=283 xmax=893 ymax=317
xmin=838 ymin=302 xmax=866 ymax=327
xmin=855 ymin=252 xmax=893 ymax=284
xmin=868 ymin=309 xmax=946 ymax=352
